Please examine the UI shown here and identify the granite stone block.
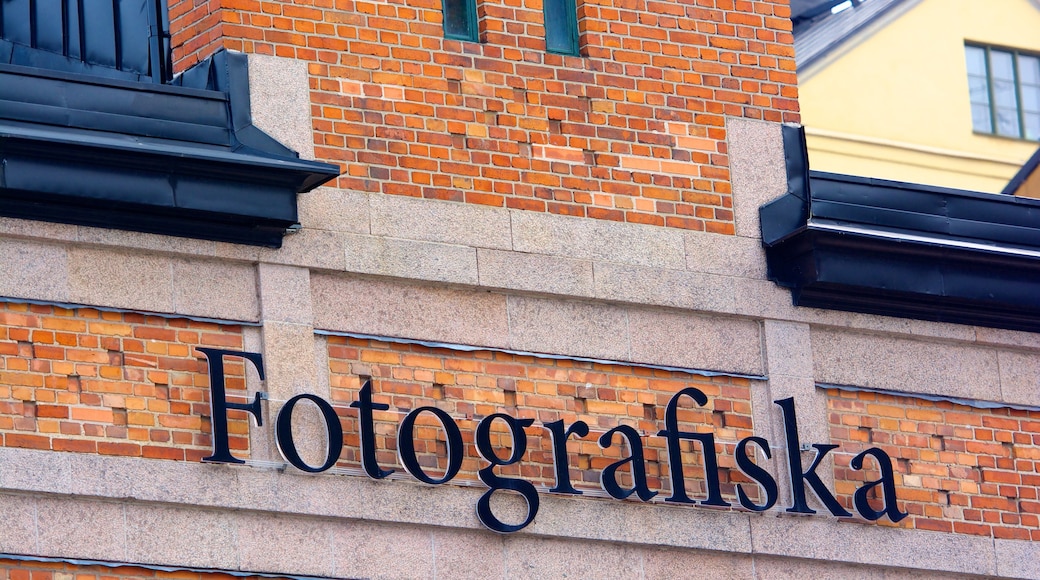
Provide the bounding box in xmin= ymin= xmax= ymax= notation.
xmin=312 ymin=273 xmax=510 ymax=348
xmin=298 ymin=187 xmax=371 ymax=234
xmin=510 ymin=211 xmax=686 ymax=269
xmin=993 ymin=537 xmax=1040 ymax=580
xmin=36 ymin=497 xmax=126 ymax=561
xmin=173 ymin=257 xmax=259 ymax=322
xmin=332 ymin=520 xmax=435 ymax=579
xmin=0 ymin=493 xmax=37 ymax=554
xmin=68 ymin=247 xmax=174 ymax=313
xmin=506 ymin=295 xmax=630 ymax=361
xmin=260 ymin=229 xmax=347 ymax=270
xmin=370 ymin=194 xmax=512 ymax=250
xmin=643 ymin=547 xmax=755 ymax=580
xmin=685 ymin=231 xmax=768 ymax=279
xmin=342 ymin=233 xmax=479 ymax=285
xmin=125 ymin=504 xmax=238 ymax=569
xmin=236 ymin=511 xmax=337 ymax=576
xmin=812 ymin=329 xmax=1001 ymax=401
xmin=727 ymin=117 xmax=787 ymax=239
xmin=248 ymin=54 xmax=315 ymax=159
xmin=77 ymin=226 xmax=217 ymax=257
xmin=258 ymin=263 xmax=314 ymax=325
xmin=749 ymin=515 xmax=996 ymax=577
xmin=501 ymin=535 xmax=643 ymax=580
xmin=0 ymin=238 xmax=69 ymax=303
xmin=627 ymin=308 xmax=764 ymax=376
xmin=996 ymin=350 xmax=1040 ymax=407
xmin=593 ymin=261 xmax=736 ymax=313
xmin=477 ymin=248 xmax=594 ymax=297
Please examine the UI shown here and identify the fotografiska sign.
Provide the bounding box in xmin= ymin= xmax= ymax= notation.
xmin=198 ymin=348 xmax=907 ymax=534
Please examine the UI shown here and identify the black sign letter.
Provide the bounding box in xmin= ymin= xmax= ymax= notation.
xmin=197 ymin=348 xmax=265 ymax=465
xmin=657 ymin=387 xmax=730 ymax=507
xmin=349 ymin=380 xmax=394 ymax=479
xmin=598 ymin=425 xmax=658 ymax=502
xmin=475 ymin=413 xmax=539 ymax=533
xmin=735 ymin=436 xmax=778 ymax=511
xmin=775 ymin=397 xmax=852 ymax=516
xmin=851 ymin=448 xmax=908 ymax=522
xmin=544 ymin=419 xmax=590 ymax=495
xmin=398 ymin=407 xmax=463 ymax=484
xmin=275 ymin=394 xmax=343 ymax=473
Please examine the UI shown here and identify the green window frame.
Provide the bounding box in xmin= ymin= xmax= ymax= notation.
xmin=443 ymin=0 xmax=478 ymax=42
xmin=965 ymin=43 xmax=1040 ymax=140
xmin=543 ymin=0 xmax=579 ymax=56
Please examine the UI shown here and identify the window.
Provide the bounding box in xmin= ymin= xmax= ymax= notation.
xmin=543 ymin=0 xmax=579 ymax=56
xmin=443 ymin=0 xmax=478 ymax=42
xmin=965 ymin=44 xmax=1040 ymax=140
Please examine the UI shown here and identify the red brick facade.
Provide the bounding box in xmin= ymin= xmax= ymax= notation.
xmin=168 ymin=0 xmax=798 ymax=233
xmin=0 ymin=559 xmax=288 ymax=580
xmin=0 ymin=302 xmax=248 ymax=462
xmin=326 ymin=335 xmax=756 ymax=497
xmin=2 ymin=300 xmax=1040 ymax=545
xmin=828 ymin=388 xmax=1040 ymax=541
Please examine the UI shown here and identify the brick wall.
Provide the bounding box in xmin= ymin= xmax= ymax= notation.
xmin=0 ymin=559 xmax=286 ymax=580
xmin=166 ymin=0 xmax=798 ymax=233
xmin=4 ymin=302 xmax=1040 ymax=540
xmin=169 ymin=0 xmax=225 ymax=71
xmin=0 ymin=302 xmax=248 ymax=461
xmin=828 ymin=388 xmax=1040 ymax=541
xmin=327 ymin=335 xmax=758 ymax=501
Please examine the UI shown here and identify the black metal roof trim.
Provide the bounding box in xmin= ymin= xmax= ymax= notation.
xmin=0 ymin=0 xmax=172 ymax=83
xmin=761 ymin=124 xmax=1040 ymax=333
xmin=1002 ymin=145 xmax=1040 ymax=195
xmin=0 ymin=50 xmax=339 ymax=248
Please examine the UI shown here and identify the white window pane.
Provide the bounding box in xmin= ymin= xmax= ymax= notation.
xmin=1019 ymin=55 xmax=1040 ymax=84
xmin=1025 ymin=112 xmax=1040 ymax=140
xmin=996 ymin=108 xmax=1020 ymax=136
xmin=972 ymin=104 xmax=993 ymax=133
xmin=965 ymin=46 xmax=987 ymax=75
xmin=992 ymin=50 xmax=1015 ymax=80
xmin=994 ymin=78 xmax=1018 ymax=108
xmin=969 ymin=75 xmax=990 ymax=104
xmin=1022 ymin=84 xmax=1040 ymax=113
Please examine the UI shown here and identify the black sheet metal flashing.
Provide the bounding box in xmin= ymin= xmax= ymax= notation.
xmin=1002 ymin=145 xmax=1040 ymax=196
xmin=761 ymin=124 xmax=1040 ymax=332
xmin=0 ymin=0 xmax=171 ymax=83
xmin=0 ymin=50 xmax=339 ymax=247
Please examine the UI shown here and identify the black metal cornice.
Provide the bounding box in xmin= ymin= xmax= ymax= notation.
xmin=0 ymin=50 xmax=339 ymax=248
xmin=760 ymin=124 xmax=1040 ymax=332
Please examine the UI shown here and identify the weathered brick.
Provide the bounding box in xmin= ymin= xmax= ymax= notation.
xmin=0 ymin=302 xmax=247 ymax=463
xmin=827 ymin=388 xmax=1040 ymax=540
xmin=166 ymin=0 xmax=799 ymax=232
xmin=327 ymin=335 xmax=755 ymax=502
xmin=0 ymin=558 xmax=286 ymax=580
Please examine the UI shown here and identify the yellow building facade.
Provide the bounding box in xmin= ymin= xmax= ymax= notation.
xmin=797 ymin=0 xmax=1040 ymax=194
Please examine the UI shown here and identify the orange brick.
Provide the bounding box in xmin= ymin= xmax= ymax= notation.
xmin=6 ymin=433 xmax=50 ymax=450
xmin=0 ymin=303 xmax=249 ymax=463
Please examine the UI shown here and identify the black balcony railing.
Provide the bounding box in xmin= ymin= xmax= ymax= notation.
xmin=0 ymin=0 xmax=170 ymax=82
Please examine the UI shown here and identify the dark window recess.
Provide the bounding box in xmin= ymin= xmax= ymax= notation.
xmin=0 ymin=0 xmax=338 ymax=247
xmin=443 ymin=0 xmax=478 ymax=42
xmin=760 ymin=124 xmax=1040 ymax=333
xmin=543 ymin=0 xmax=579 ymax=56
